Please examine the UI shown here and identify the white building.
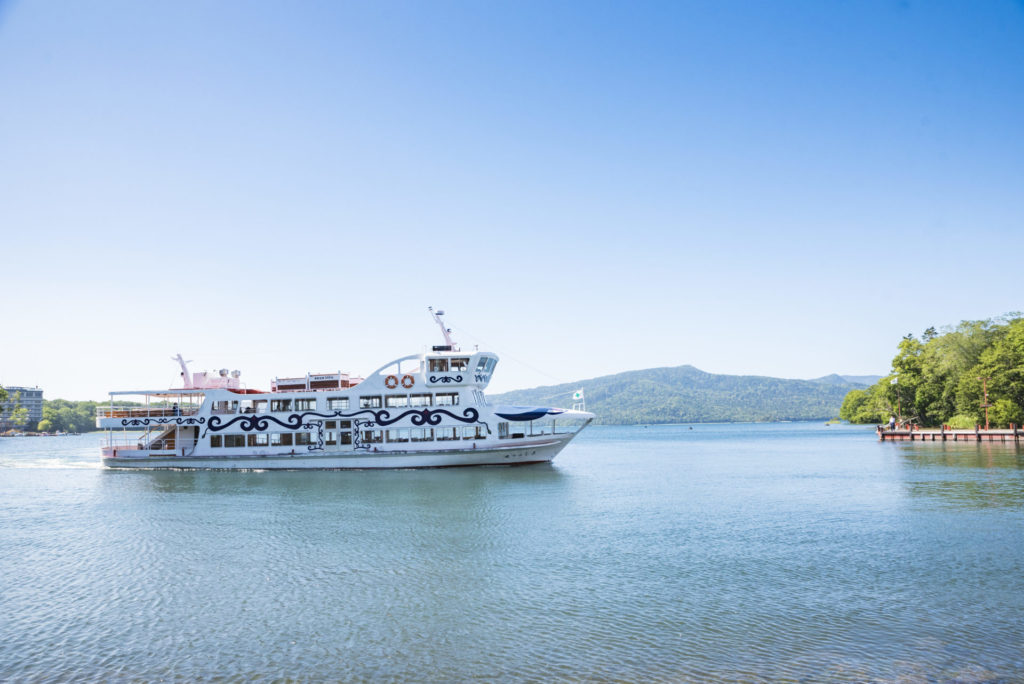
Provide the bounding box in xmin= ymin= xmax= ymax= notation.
xmin=0 ymin=386 xmax=44 ymax=431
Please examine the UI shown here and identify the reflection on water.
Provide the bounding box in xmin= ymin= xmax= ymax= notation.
xmin=896 ymin=441 xmax=1024 ymax=509
xmin=896 ymin=441 xmax=1024 ymax=469
xmin=105 ymin=460 xmax=566 ymax=498
xmin=2 ymin=427 xmax=1023 ymax=681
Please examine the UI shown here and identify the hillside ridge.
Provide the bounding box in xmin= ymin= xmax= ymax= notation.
xmin=489 ymin=365 xmax=872 ymax=425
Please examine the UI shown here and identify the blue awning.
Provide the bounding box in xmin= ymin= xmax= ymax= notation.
xmin=494 ymin=407 xmax=566 ymax=422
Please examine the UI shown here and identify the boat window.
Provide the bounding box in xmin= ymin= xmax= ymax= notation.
xmin=474 ymin=426 xmax=487 ymax=439
xmin=462 ymin=427 xmax=477 ymax=440
xmin=211 ymin=401 xmax=236 ymax=415
xmin=498 ymin=422 xmax=509 ymax=439
xmin=247 ymin=434 xmax=269 ymax=447
xmin=327 ymin=397 xmax=349 ymax=410
xmin=225 ymin=435 xmax=245 ymax=447
xmin=340 ymin=430 xmax=352 ymax=445
xmin=361 ymin=430 xmax=383 ymax=444
xmin=411 ymin=428 xmax=434 ymax=442
xmin=295 ymin=398 xmax=316 ymax=411
xmin=436 ymin=427 xmax=459 ymax=441
xmin=428 ymin=358 xmax=448 ymax=372
xmin=325 ymin=431 xmax=336 ymax=446
xmin=376 ymin=362 xmax=399 ymax=376
xmin=271 ymin=433 xmax=293 ymax=447
xmin=271 ymin=399 xmax=292 ymax=412
xmin=385 ymin=395 xmax=409 ymax=408
xmin=450 ymin=357 xmax=470 ymax=371
xmin=359 ymin=396 xmax=382 ymax=409
xmin=409 ymin=394 xmax=432 ymax=407
xmin=325 ymin=421 xmax=337 ymax=429
xmin=434 ymin=393 xmax=459 ymax=406
xmin=240 ymin=399 xmax=268 ymax=414
xmin=400 ymin=358 xmax=423 ymax=374
xmin=210 ymin=435 xmax=223 ymax=447
xmin=340 ymin=420 xmax=352 ymax=429
xmin=386 ymin=429 xmax=410 ymax=443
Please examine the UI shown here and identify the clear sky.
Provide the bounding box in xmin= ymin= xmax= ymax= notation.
xmin=1 ymin=0 xmax=1022 ymax=400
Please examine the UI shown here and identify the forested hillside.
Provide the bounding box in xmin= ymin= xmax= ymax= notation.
xmin=489 ymin=365 xmax=867 ymax=425
xmin=840 ymin=315 xmax=1024 ymax=428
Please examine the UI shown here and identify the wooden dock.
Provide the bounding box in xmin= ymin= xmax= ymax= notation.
xmin=877 ymin=425 xmax=1022 ymax=442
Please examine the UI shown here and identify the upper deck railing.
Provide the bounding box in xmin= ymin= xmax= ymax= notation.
xmin=97 ymin=406 xmax=201 ymax=419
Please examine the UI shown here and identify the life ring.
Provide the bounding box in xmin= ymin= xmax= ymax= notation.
xmin=384 ymin=375 xmax=399 ymax=389
xmin=401 ymin=374 xmax=415 ymax=389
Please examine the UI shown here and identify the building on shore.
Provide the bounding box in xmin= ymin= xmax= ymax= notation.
xmin=1 ymin=386 xmax=44 ymax=431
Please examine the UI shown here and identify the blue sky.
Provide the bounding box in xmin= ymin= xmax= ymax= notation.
xmin=1 ymin=1 xmax=1022 ymax=400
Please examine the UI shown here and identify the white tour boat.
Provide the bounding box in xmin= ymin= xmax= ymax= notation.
xmin=98 ymin=310 xmax=594 ymax=469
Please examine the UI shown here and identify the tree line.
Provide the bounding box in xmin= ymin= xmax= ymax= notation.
xmin=840 ymin=314 xmax=1024 ymax=428
xmin=37 ymin=399 xmax=104 ymax=433
xmin=1 ymin=388 xmax=104 ymax=433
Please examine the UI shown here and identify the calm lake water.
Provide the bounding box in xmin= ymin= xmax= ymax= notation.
xmin=1 ymin=423 xmax=1023 ymax=682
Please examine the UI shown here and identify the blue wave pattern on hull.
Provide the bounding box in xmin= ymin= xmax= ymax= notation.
xmin=203 ymin=407 xmax=486 ymax=452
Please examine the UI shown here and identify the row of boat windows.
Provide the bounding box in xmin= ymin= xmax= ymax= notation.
xmin=426 ymin=356 xmax=497 ymax=374
xmin=211 ymin=433 xmax=339 ymax=448
xmin=361 ymin=426 xmax=487 ymax=443
xmin=210 ymin=393 xmax=460 ymax=414
xmin=208 ymin=424 xmax=488 ymax=448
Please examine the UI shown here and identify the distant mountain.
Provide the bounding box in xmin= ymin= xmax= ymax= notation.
xmin=488 ymin=365 xmax=869 ymax=425
xmin=809 ymin=374 xmax=881 ymax=387
xmin=837 ymin=374 xmax=884 ymax=386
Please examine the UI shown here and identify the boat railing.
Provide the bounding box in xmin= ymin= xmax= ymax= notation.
xmin=97 ymin=406 xmax=201 ymax=419
xmin=141 ymin=438 xmax=176 ymax=451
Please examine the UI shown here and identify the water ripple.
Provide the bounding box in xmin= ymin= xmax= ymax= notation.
xmin=1 ymin=428 xmax=1023 ymax=681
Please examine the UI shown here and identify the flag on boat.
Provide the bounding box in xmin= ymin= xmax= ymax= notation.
xmin=572 ymin=389 xmax=584 ymax=401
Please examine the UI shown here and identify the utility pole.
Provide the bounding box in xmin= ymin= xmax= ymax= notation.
xmin=891 ymin=376 xmax=901 ymax=424
xmin=978 ymin=376 xmax=992 ymax=431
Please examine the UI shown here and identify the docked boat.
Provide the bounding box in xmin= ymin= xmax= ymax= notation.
xmin=97 ymin=309 xmax=594 ymax=469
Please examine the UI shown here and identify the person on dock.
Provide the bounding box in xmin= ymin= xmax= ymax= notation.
xmin=889 ymin=415 xmax=896 ymax=431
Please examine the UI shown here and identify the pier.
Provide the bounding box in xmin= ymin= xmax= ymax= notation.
xmin=877 ymin=424 xmax=1022 ymax=442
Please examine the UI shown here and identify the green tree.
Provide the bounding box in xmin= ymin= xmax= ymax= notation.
xmin=2 ymin=390 xmax=29 ymax=430
xmin=971 ymin=317 xmax=1024 ymax=427
xmin=842 ymin=315 xmax=1024 ymax=427
xmin=914 ymin=319 xmax=999 ymax=425
xmin=886 ymin=334 xmax=925 ymax=423
xmin=39 ymin=399 xmax=102 ymax=433
xmin=839 ymin=386 xmax=887 ymax=424
xmin=990 ymin=399 xmax=1024 ymax=428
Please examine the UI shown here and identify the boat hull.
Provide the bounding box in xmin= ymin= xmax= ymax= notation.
xmin=102 ymin=436 xmax=574 ymax=470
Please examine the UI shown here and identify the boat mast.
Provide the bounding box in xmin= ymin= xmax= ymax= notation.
xmin=428 ymin=307 xmax=457 ymax=350
xmin=173 ymin=353 xmax=194 ymax=389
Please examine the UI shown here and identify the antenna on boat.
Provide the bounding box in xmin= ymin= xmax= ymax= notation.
xmin=173 ymin=353 xmax=194 ymax=389
xmin=428 ymin=306 xmax=457 ymax=350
